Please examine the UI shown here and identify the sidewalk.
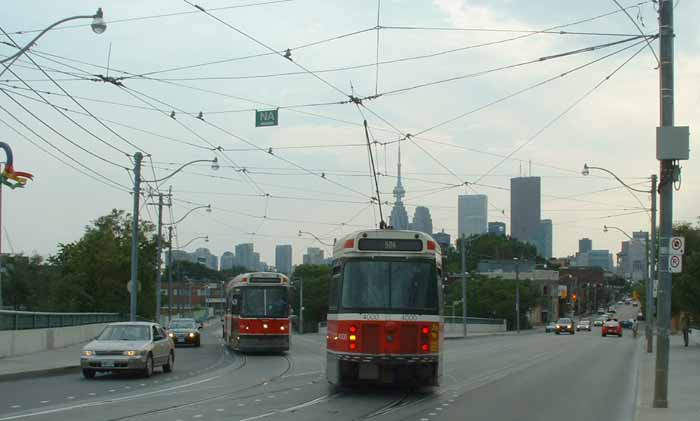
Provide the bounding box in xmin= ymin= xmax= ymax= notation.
xmin=635 ymin=329 xmax=700 ymax=421
xmin=0 ymin=341 xmax=84 ymax=382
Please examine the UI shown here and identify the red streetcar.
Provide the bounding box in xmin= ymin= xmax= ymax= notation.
xmin=326 ymin=229 xmax=444 ymax=387
xmin=223 ymin=272 xmax=291 ymax=352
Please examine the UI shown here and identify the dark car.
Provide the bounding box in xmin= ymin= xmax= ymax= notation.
xmin=166 ymin=318 xmax=201 ymax=347
xmin=620 ymin=319 xmax=635 ymax=329
xmin=555 ymin=318 xmax=575 ymax=335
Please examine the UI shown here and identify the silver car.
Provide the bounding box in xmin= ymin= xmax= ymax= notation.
xmin=80 ymin=322 xmax=175 ymax=379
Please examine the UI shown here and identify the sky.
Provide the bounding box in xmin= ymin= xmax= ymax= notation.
xmin=1 ymin=0 xmax=698 ymax=267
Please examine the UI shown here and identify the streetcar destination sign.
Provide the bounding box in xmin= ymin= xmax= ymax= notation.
xmin=358 ymin=238 xmax=423 ymax=251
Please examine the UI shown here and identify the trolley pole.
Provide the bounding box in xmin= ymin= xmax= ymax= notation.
xmin=460 ymin=234 xmax=467 ymax=338
xmin=167 ymin=226 xmax=173 ymax=323
xmin=654 ymin=0 xmax=676 ymax=408
xmin=154 ymin=193 xmax=164 ymax=323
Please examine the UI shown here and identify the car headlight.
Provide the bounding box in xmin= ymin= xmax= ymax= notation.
xmin=556 ymin=325 xmax=560 ymax=329
xmin=123 ymin=350 xmax=144 ymax=357
xmin=81 ymin=350 xmax=95 ymax=357
xmin=168 ymin=332 xmax=175 ymax=338
xmin=188 ymin=332 xmax=196 ymax=338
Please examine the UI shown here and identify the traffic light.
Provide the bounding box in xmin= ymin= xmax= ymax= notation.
xmin=572 ymin=293 xmax=578 ymax=303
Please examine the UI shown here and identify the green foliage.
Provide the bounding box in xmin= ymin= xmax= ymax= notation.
xmin=290 ymin=264 xmax=330 ymax=332
xmin=446 ymin=234 xmax=538 ymax=273
xmin=443 ymin=275 xmax=543 ymax=330
xmin=2 ymin=209 xmax=158 ymax=318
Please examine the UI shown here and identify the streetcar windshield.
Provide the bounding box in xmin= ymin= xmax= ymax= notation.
xmin=241 ymin=287 xmax=289 ymax=318
xmin=340 ymin=260 xmax=438 ymax=313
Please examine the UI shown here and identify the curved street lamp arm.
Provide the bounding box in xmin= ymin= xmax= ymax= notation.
xmin=176 ymin=235 xmax=208 ymax=249
xmin=142 ymin=158 xmax=216 ymax=183
xmin=604 ymin=224 xmax=633 ymax=240
xmin=584 ymin=164 xmax=650 ymax=193
xmin=165 ymin=205 xmax=211 ymax=226
xmin=0 ymin=14 xmax=96 ymax=64
xmin=298 ymin=230 xmax=334 ymax=247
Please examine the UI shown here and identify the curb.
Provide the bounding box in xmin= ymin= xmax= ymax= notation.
xmin=0 ymin=365 xmax=80 ymax=383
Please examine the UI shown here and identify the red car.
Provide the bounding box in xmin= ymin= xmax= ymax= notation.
xmin=602 ymin=319 xmax=623 ymax=337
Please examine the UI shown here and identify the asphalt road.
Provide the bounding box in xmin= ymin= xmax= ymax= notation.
xmin=0 ymin=305 xmax=641 ymax=421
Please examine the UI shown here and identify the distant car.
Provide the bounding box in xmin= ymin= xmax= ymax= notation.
xmin=576 ymin=320 xmax=592 ymax=331
xmin=607 ymin=307 xmax=616 ymax=314
xmin=617 ymin=301 xmax=624 ymax=305
xmin=620 ymin=319 xmax=635 ymax=329
xmin=166 ymin=318 xmax=202 ymax=347
xmin=594 ymin=317 xmax=606 ymax=327
xmin=555 ymin=318 xmax=575 ymax=335
xmin=632 ymin=302 xmax=639 ymax=307
xmin=80 ymin=322 xmax=174 ymax=379
xmin=597 ymin=308 xmax=606 ymax=315
xmin=637 ymin=312 xmax=645 ymax=321
xmin=602 ymin=319 xmax=623 ymax=337
xmin=545 ymin=322 xmax=557 ymax=333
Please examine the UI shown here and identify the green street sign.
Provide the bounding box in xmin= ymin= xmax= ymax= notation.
xmin=255 ymin=109 xmax=278 ymax=127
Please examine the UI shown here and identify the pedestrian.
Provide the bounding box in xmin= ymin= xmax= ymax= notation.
xmin=680 ymin=312 xmax=690 ymax=347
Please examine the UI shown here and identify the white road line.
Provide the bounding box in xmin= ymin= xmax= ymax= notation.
xmin=237 ymin=403 xmax=245 ymax=407
xmin=88 ymin=393 xmax=96 ymax=396
xmin=429 ymin=413 xmax=437 ymax=416
xmin=66 ymin=397 xmax=75 ymax=400
xmin=38 ymin=402 xmax=49 ymax=405
xmin=108 ymin=389 xmax=116 ymax=393
xmin=0 ymin=376 xmax=219 ymax=421
xmin=9 ymin=406 xmax=20 ymax=409
xmin=216 ymin=408 xmax=224 ymax=412
xmin=281 ymin=370 xmax=322 ymax=378
xmin=238 ymin=394 xmax=330 ymax=421
xmin=193 ymin=415 xmax=203 ymax=418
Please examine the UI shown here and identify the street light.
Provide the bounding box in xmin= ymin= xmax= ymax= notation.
xmin=158 ymin=204 xmax=211 ymax=323
xmin=603 ymin=225 xmax=633 ymax=240
xmin=298 ymin=230 xmax=334 ymax=247
xmin=583 ymin=163 xmax=657 ymax=354
xmin=177 ymin=236 xmax=209 ymax=250
xmin=128 ymin=153 xmax=217 ymax=322
xmin=0 ymin=8 xmax=106 ymax=66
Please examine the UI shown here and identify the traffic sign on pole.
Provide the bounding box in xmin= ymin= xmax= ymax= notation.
xmin=669 ymin=236 xmax=685 ymax=255
xmin=668 ymin=255 xmax=682 ymax=273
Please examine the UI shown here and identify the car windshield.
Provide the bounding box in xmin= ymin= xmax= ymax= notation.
xmin=168 ymin=320 xmax=196 ymax=329
xmin=97 ymin=325 xmax=150 ymax=341
xmin=340 ymin=259 xmax=438 ymax=313
xmin=557 ymin=319 xmax=571 ymax=324
xmin=242 ymin=287 xmax=289 ymax=318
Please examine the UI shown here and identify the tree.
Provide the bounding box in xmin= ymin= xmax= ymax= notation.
xmin=48 ymin=209 xmax=158 ymax=318
xmin=446 ymin=234 xmax=538 ymax=273
xmin=290 ymin=264 xmax=330 ymax=332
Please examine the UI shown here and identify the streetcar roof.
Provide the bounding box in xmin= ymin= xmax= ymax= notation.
xmin=226 ymin=272 xmax=289 ymax=291
xmin=333 ymin=229 xmax=442 ymax=261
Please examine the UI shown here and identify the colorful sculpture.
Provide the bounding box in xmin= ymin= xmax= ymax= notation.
xmin=0 ymin=142 xmax=33 ymax=189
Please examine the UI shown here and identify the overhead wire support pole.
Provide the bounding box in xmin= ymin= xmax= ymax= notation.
xmin=129 ymin=152 xmax=143 ymax=321
xmin=648 ymin=174 xmax=657 ymax=354
xmin=654 ymin=0 xmax=675 ymax=409
xmin=460 ymin=234 xmax=467 ymax=338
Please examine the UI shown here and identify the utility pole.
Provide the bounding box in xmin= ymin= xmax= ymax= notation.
xmin=154 ymin=193 xmax=164 ymax=323
xmin=0 ymin=183 xmax=3 ymax=309
xmin=167 ymin=225 xmax=173 ymax=322
xmin=647 ymin=174 xmax=658 ymax=353
xmin=654 ymin=0 xmax=676 ymax=408
xmin=129 ymin=152 xmax=143 ymax=321
xmin=460 ymin=234 xmax=467 ymax=338
xmin=299 ymin=277 xmax=304 ymax=334
xmin=514 ymin=258 xmax=520 ymax=334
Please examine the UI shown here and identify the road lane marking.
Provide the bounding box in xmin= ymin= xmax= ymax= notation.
xmin=66 ymin=397 xmax=75 ymax=400
xmin=38 ymin=402 xmax=49 ymax=405
xmin=281 ymin=370 xmax=322 ymax=378
xmin=0 ymin=376 xmax=220 ymax=420
xmin=216 ymin=408 xmax=224 ymax=412
xmin=9 ymin=406 xmax=20 ymax=409
xmin=193 ymin=415 xmax=203 ymax=418
xmin=238 ymin=394 xmax=330 ymax=421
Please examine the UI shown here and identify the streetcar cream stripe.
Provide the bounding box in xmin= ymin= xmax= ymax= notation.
xmin=327 ymin=313 xmax=441 ymax=322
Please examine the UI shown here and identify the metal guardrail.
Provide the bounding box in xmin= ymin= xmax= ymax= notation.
xmin=0 ymin=310 xmax=125 ymax=330
xmin=443 ymin=316 xmax=506 ymax=326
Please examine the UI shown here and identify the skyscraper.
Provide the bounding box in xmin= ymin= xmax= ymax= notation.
xmin=510 ymin=177 xmax=541 ymax=245
xmin=457 ymin=195 xmax=488 ymax=238
xmin=488 ymin=222 xmax=506 ymax=236
xmin=579 ymin=238 xmax=593 ymax=253
xmin=235 ymin=243 xmax=255 ymax=270
xmin=410 ymin=206 xmax=433 ymax=234
xmin=303 ymin=247 xmax=325 ymax=265
xmin=193 ymin=248 xmax=217 ymax=270
xmin=275 ymin=244 xmax=293 ymax=275
xmin=536 ymin=219 xmax=553 ymax=259
xmin=389 ymin=141 xmax=409 ymax=229
xmin=220 ymin=251 xmax=235 ymax=271
xmin=432 ymin=229 xmax=451 ymax=251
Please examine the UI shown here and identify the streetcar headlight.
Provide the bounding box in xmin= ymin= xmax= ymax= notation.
xmin=263 ymin=323 xmax=268 ymax=329
xmin=280 ymin=326 xmax=285 ymax=331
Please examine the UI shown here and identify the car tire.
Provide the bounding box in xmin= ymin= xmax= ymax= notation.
xmin=572 ymin=331 xmax=575 ymax=335
xmin=163 ymin=352 xmax=174 ymax=373
xmin=143 ymin=354 xmax=154 ymax=378
xmin=602 ymin=333 xmax=607 ymax=337
xmin=555 ymin=331 xmax=560 ymax=335
xmin=82 ymin=369 xmax=95 ymax=379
